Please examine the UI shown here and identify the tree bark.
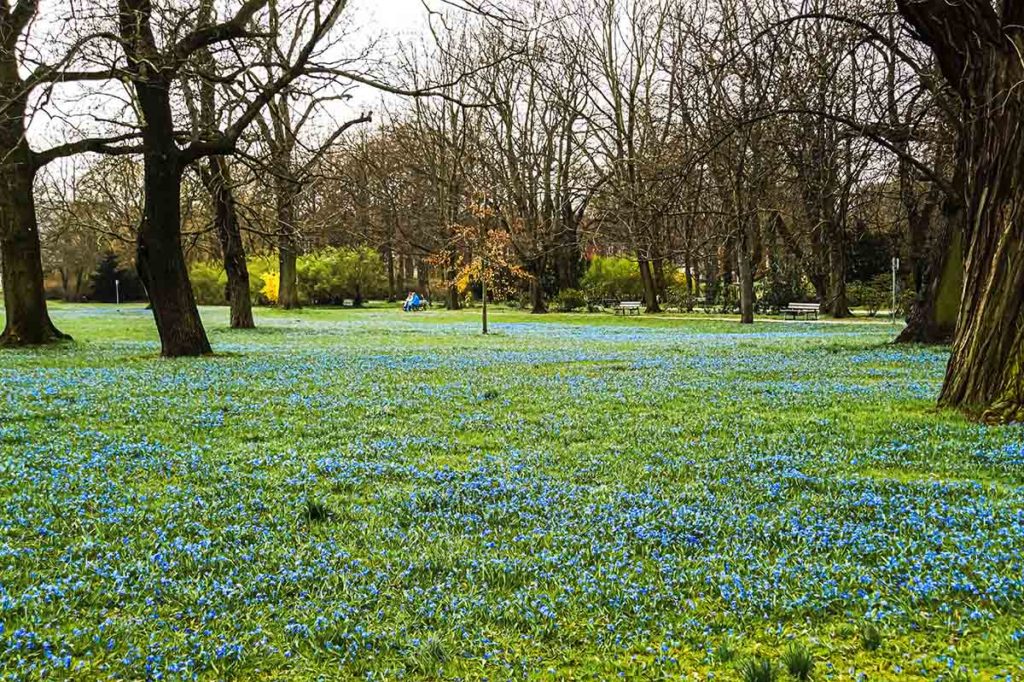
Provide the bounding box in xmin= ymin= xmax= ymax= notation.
xmin=528 ymin=257 xmax=548 ymax=314
xmin=201 ymin=157 xmax=254 ymax=329
xmin=0 ymin=55 xmax=67 ymax=346
xmin=896 ymin=197 xmax=963 ymax=344
xmin=0 ymin=158 xmax=68 ymax=345
xmin=136 ymin=152 xmax=211 ymax=356
xmin=121 ymin=0 xmax=210 ymax=357
xmin=825 ymin=221 xmax=851 ymax=318
xmin=637 ymin=254 xmax=661 ymax=313
xmin=385 ymin=238 xmax=396 ymax=302
xmin=445 ymin=252 xmax=460 ymax=310
xmin=737 ymin=223 xmax=755 ymax=324
xmin=417 ymin=257 xmax=430 ymax=297
xmin=898 ymin=0 xmax=1024 ymax=420
xmin=274 ymin=177 xmax=300 ymax=309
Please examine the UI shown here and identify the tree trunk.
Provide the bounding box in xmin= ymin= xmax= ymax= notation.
xmin=417 ymin=258 xmax=430 ymax=298
xmin=824 ymin=220 xmax=851 ymax=318
xmin=637 ymin=255 xmax=661 ymax=313
xmin=704 ymin=254 xmax=718 ymax=306
xmin=897 ymin=197 xmax=963 ymax=344
xmin=202 ymin=157 xmax=254 ymax=329
xmin=121 ymin=1 xmax=210 ymax=357
xmin=528 ymin=257 xmax=547 ymax=314
xmin=275 ymin=179 xmax=300 ymax=309
xmin=446 ymin=252 xmax=460 ymax=310
xmin=896 ymin=0 xmax=1024 ymax=420
xmin=652 ymin=255 xmax=668 ymax=300
xmin=137 ymin=155 xmax=211 ymax=357
xmin=0 ymin=102 xmax=67 ymax=346
xmin=737 ymin=224 xmax=755 ymax=324
xmin=385 ymin=240 xmax=396 ymax=302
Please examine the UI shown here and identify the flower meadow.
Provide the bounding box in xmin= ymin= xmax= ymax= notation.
xmin=1 ymin=305 xmax=1023 ymax=680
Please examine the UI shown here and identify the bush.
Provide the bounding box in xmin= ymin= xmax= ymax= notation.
xmin=552 ymin=288 xmax=586 ymax=312
xmin=297 ymin=246 xmax=387 ymax=305
xmin=848 ymin=274 xmax=891 ymax=317
xmin=666 ymin=270 xmax=697 ymax=311
xmin=247 ymin=256 xmax=277 ymax=305
xmin=759 ymin=259 xmax=809 ymax=312
xmin=261 ymin=271 xmax=280 ymax=305
xmin=580 ymin=255 xmax=643 ymax=302
xmin=189 ymin=262 xmax=227 ymax=305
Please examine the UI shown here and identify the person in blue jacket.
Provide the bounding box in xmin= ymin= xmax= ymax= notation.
xmin=403 ymin=292 xmax=422 ymax=312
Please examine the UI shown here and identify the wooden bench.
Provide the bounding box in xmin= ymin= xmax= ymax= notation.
xmin=615 ymin=301 xmax=642 ymax=316
xmin=784 ymin=302 xmax=819 ymax=320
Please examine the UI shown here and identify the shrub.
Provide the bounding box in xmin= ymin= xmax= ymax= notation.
xmin=665 ymin=270 xmax=698 ymax=311
xmin=848 ymin=274 xmax=890 ymax=317
xmin=261 ymin=271 xmax=280 ymax=305
xmin=760 ymin=258 xmax=808 ymax=312
xmin=580 ymin=255 xmax=643 ymax=301
xmin=247 ymin=256 xmax=277 ymax=305
xmin=189 ymin=261 xmax=227 ymax=305
xmin=552 ymin=288 xmax=586 ymax=312
xmin=297 ymin=246 xmax=387 ymax=305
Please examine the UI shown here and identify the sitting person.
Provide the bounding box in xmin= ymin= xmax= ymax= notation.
xmin=403 ymin=292 xmax=424 ymax=312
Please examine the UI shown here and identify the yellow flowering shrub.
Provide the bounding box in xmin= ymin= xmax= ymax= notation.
xmin=261 ymin=272 xmax=280 ymax=305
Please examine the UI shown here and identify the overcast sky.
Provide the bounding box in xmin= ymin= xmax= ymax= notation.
xmin=28 ymin=0 xmax=440 ymax=152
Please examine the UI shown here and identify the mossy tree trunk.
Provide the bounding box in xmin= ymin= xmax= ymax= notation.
xmin=896 ymin=198 xmax=963 ymax=344
xmin=898 ymin=0 xmax=1024 ymax=420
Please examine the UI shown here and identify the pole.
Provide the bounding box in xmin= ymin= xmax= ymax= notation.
xmin=481 ymin=254 xmax=488 ymax=335
xmin=115 ymin=279 xmax=120 ymax=308
xmin=891 ymin=257 xmax=898 ymax=324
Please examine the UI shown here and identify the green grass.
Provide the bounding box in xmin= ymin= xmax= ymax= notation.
xmin=0 ymin=303 xmax=1022 ymax=680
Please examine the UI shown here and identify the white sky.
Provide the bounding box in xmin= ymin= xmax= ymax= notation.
xmin=27 ymin=0 xmax=439 ymax=151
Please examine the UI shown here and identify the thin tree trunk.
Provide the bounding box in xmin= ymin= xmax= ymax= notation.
xmin=385 ymin=239 xmax=396 ymax=302
xmin=637 ymin=254 xmax=661 ymax=313
xmin=825 ymin=223 xmax=851 ymax=318
xmin=737 ymin=222 xmax=755 ymax=324
xmin=202 ymin=157 xmax=254 ymax=329
xmin=275 ymin=178 xmax=300 ymax=309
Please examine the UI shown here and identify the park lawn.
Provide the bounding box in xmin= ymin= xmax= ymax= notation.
xmin=1 ymin=304 xmax=1022 ymax=680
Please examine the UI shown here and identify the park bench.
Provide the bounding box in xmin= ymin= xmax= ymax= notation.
xmin=784 ymin=302 xmax=819 ymax=320
xmin=615 ymin=301 xmax=643 ymax=316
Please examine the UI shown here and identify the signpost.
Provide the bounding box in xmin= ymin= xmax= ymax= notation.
xmin=891 ymin=257 xmax=900 ymax=324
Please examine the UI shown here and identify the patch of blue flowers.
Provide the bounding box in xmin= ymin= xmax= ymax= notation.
xmin=1 ymin=309 xmax=1022 ymax=678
